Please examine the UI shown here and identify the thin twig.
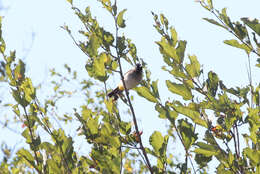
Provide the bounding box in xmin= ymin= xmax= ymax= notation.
xmin=208 ymin=7 xmax=260 ymax=57
xmin=22 ymin=105 xmax=42 ymax=174
xmin=113 ymin=14 xmax=153 ymax=174
xmin=34 ymin=99 xmax=71 ymax=173
xmin=235 ymin=123 xmax=240 ymax=157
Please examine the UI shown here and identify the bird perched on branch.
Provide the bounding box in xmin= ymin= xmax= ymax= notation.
xmin=108 ymin=63 xmax=143 ymax=101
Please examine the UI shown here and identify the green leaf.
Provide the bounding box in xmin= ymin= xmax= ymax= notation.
xmin=21 ymin=78 xmax=36 ymax=104
xmin=22 ymin=128 xmax=32 ymax=143
xmin=195 ymin=153 xmax=212 ymax=168
xmin=206 ymin=71 xmax=219 ymax=97
xmin=177 ymin=119 xmax=198 ymax=150
xmin=170 ymin=27 xmax=178 ymax=47
xmin=102 ymin=30 xmax=114 ymax=48
xmin=241 ymin=18 xmax=260 ymax=36
xmin=101 ymin=0 xmax=112 ymax=13
xmin=169 ymin=103 xmax=207 ymax=127
xmin=203 ymin=18 xmax=227 ymax=29
xmin=155 ymin=103 xmax=167 ymax=119
xmin=86 ymin=34 xmax=100 ymax=58
xmin=0 ymin=38 xmax=6 ymax=54
xmin=135 ymin=86 xmax=158 ymax=103
xmin=155 ymin=103 xmax=178 ymax=122
xmin=14 ymin=59 xmax=25 ymax=79
xmin=66 ymin=0 xmax=72 ymax=4
xmin=156 ymin=37 xmax=179 ymax=63
xmin=166 ymin=80 xmax=192 ymax=100
xmin=149 ymin=131 xmax=164 ymax=153
xmin=117 ymin=9 xmax=127 ymax=28
xmin=207 ymin=0 xmax=213 ymax=9
xmin=224 ymin=39 xmax=252 ymax=54
xmin=17 ymin=148 xmax=35 ymax=165
xmin=119 ymin=121 xmax=131 ymax=135
xmin=194 ymin=142 xmax=220 ymax=157
xmin=256 ymin=58 xmax=260 ymax=68
xmin=151 ymin=80 xmax=160 ymax=99
xmin=185 ymin=55 xmax=200 ymax=78
xmin=220 ymin=8 xmax=233 ymax=30
xmin=176 ymin=40 xmax=186 ymax=64
xmin=87 ymin=116 xmax=99 ymax=135
xmin=243 ymin=148 xmax=260 ymax=166
xmin=93 ymin=53 xmax=108 ymax=82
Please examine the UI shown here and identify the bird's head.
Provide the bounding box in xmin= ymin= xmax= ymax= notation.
xmin=136 ymin=63 xmax=142 ymax=72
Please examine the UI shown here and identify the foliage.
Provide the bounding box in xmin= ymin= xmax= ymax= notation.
xmin=0 ymin=0 xmax=259 ymax=173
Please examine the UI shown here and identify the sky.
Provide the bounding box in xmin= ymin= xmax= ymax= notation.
xmin=0 ymin=0 xmax=260 ymax=172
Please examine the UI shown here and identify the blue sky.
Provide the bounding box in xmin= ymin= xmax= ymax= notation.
xmin=1 ymin=0 xmax=260 ymax=171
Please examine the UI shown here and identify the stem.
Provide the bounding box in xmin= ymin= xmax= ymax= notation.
xmin=235 ymin=124 xmax=240 ymax=157
xmin=113 ymin=15 xmax=153 ymax=174
xmin=34 ymin=99 xmax=71 ymax=173
xmin=230 ymin=129 xmax=239 ymax=158
xmin=209 ymin=7 xmax=260 ymax=57
xmin=246 ymin=54 xmax=253 ymax=108
xmin=22 ymin=106 xmax=42 ymax=174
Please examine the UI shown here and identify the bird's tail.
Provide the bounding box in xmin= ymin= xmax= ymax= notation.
xmin=107 ymin=87 xmax=121 ymax=100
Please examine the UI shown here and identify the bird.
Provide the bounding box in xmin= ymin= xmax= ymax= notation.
xmin=107 ymin=63 xmax=143 ymax=100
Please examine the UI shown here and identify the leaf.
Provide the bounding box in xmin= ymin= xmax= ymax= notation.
xmin=102 ymin=30 xmax=114 ymax=48
xmin=135 ymin=86 xmax=157 ymax=103
xmin=155 ymin=103 xmax=167 ymax=119
xmin=220 ymin=8 xmax=233 ymax=30
xmin=117 ymin=9 xmax=127 ymax=28
xmin=170 ymin=27 xmax=178 ymax=47
xmin=169 ymin=103 xmax=207 ymax=127
xmin=256 ymin=58 xmax=260 ymax=68
xmin=86 ymin=34 xmax=100 ymax=58
xmin=185 ymin=55 xmax=200 ymax=78
xmin=241 ymin=18 xmax=260 ymax=36
xmin=0 ymin=38 xmax=6 ymax=54
xmin=87 ymin=116 xmax=99 ymax=135
xmin=243 ymin=148 xmax=260 ymax=166
xmin=14 ymin=59 xmax=25 ymax=79
xmin=194 ymin=142 xmax=220 ymax=157
xmin=177 ymin=119 xmax=198 ymax=150
xmin=93 ymin=53 xmax=108 ymax=82
xmin=176 ymin=40 xmax=186 ymax=64
xmin=66 ymin=0 xmax=72 ymax=4
xmin=224 ymin=39 xmax=252 ymax=54
xmin=195 ymin=153 xmax=212 ymax=168
xmin=206 ymin=71 xmax=219 ymax=97
xmin=166 ymin=80 xmax=192 ymax=100
xmin=21 ymin=78 xmax=36 ymax=104
xmin=119 ymin=121 xmax=131 ymax=135
xmin=17 ymin=148 xmax=35 ymax=165
xmin=207 ymin=0 xmax=213 ymax=9
xmin=156 ymin=37 xmax=179 ymax=63
xmin=151 ymin=80 xmax=160 ymax=99
xmin=22 ymin=128 xmax=32 ymax=143
xmin=149 ymin=131 xmax=164 ymax=153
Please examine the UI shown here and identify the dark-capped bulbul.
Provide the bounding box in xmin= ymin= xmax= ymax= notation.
xmin=107 ymin=63 xmax=143 ymax=100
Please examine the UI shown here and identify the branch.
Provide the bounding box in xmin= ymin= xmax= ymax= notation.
xmin=22 ymin=105 xmax=42 ymax=174
xmin=208 ymin=6 xmax=260 ymax=57
xmin=113 ymin=15 xmax=153 ymax=174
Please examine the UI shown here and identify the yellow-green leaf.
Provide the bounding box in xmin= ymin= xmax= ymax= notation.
xmin=156 ymin=37 xmax=179 ymax=63
xmin=169 ymin=103 xmax=207 ymax=128
xmin=166 ymin=80 xmax=192 ymax=100
xmin=241 ymin=18 xmax=260 ymax=36
xmin=224 ymin=39 xmax=252 ymax=54
xmin=66 ymin=0 xmax=72 ymax=4
xmin=149 ymin=131 xmax=164 ymax=153
xmin=117 ymin=9 xmax=127 ymax=28
xmin=186 ymin=55 xmax=200 ymax=78
xmin=135 ymin=86 xmax=157 ymax=103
